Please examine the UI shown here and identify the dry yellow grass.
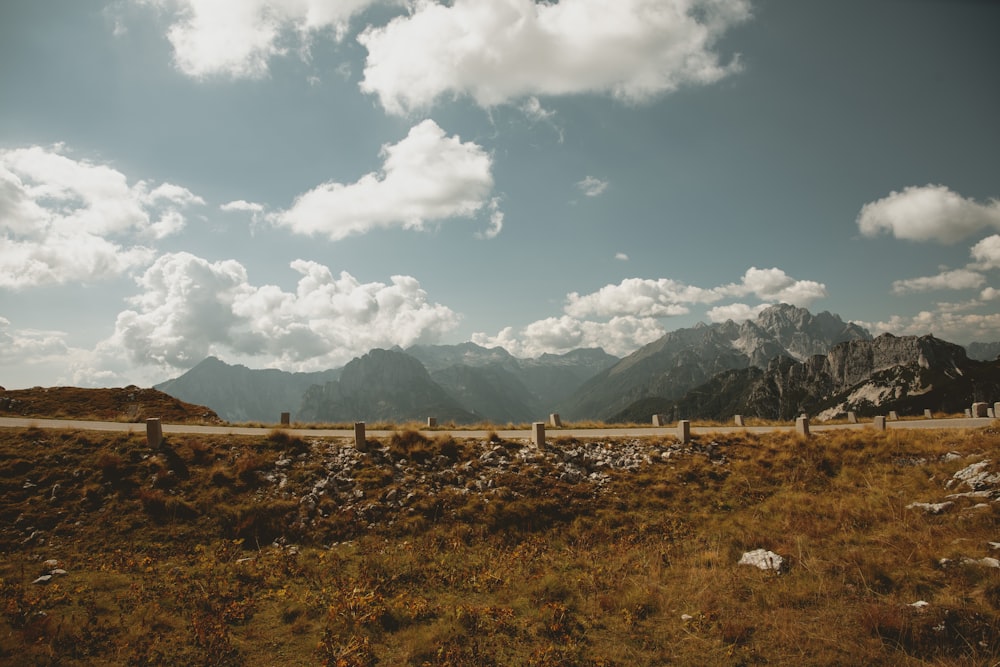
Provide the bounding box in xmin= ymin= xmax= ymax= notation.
xmin=1 ymin=424 xmax=998 ymax=665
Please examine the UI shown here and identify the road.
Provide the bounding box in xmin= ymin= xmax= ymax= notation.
xmin=0 ymin=415 xmax=993 ymax=440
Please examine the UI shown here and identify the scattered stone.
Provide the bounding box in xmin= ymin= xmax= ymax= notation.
xmin=32 ymin=575 xmax=52 ymax=585
xmin=739 ymin=549 xmax=785 ymax=572
xmin=909 ymin=601 xmax=930 ymax=610
xmin=946 ymin=459 xmax=1000 ymax=491
xmin=906 ymin=501 xmax=954 ymax=514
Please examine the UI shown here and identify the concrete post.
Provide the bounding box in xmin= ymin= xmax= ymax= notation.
xmin=532 ymin=422 xmax=545 ymax=446
xmin=965 ymin=408 xmax=973 ymax=417
xmin=847 ymin=412 xmax=858 ymax=424
xmin=354 ymin=422 xmax=367 ymax=451
xmin=549 ymin=413 xmax=562 ymax=428
xmin=795 ymin=416 xmax=810 ymax=437
xmin=924 ymin=409 xmax=932 ymax=419
xmin=972 ymin=402 xmax=989 ymax=418
xmin=146 ymin=418 xmax=162 ymax=449
xmin=677 ymin=420 xmax=690 ymax=444
xmin=888 ymin=411 xmax=899 ymax=421
xmin=995 ymin=402 xmax=1000 ymax=418
xmin=652 ymin=414 xmax=666 ymax=427
xmin=989 ymin=408 xmax=996 ymax=419
xmin=873 ymin=416 xmax=886 ymax=431
xmin=280 ymin=412 xmax=290 ymax=426
xmin=734 ymin=415 xmax=745 ymax=427
xmin=426 ymin=417 xmax=437 ymax=428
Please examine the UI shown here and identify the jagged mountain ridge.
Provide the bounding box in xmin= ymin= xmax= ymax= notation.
xmin=612 ymin=333 xmax=1000 ymax=422
xmin=559 ymin=304 xmax=871 ymax=421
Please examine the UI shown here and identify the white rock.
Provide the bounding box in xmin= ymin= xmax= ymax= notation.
xmin=909 ymin=600 xmax=930 ymax=609
xmin=739 ymin=549 xmax=784 ymax=572
xmin=32 ymin=575 xmax=52 ymax=585
xmin=906 ymin=501 xmax=954 ymax=514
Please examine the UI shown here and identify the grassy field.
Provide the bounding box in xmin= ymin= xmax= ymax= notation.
xmin=1 ymin=423 xmax=999 ymax=665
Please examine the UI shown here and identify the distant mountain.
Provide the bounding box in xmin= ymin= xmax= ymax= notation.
xmin=611 ymin=333 xmax=1000 ymax=422
xmin=155 ymin=357 xmax=341 ymax=422
xmin=156 ymin=344 xmax=617 ymax=425
xmin=430 ymin=364 xmax=540 ymax=424
xmin=407 ymin=343 xmax=618 ymax=415
xmin=966 ymin=342 xmax=1000 ymax=361
xmin=297 ymin=348 xmax=477 ymax=424
xmin=560 ymin=304 xmax=871 ymax=421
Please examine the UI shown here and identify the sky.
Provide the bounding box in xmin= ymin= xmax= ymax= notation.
xmin=1 ymin=0 xmax=999 ymax=389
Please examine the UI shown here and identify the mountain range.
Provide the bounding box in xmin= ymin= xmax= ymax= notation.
xmin=155 ymin=304 xmax=1000 ymax=425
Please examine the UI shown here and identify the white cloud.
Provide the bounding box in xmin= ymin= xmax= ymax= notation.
xmin=971 ymin=234 xmax=1000 ymax=270
xmin=869 ymin=308 xmax=1000 ymax=345
xmin=101 ymin=252 xmax=460 ymax=371
xmin=565 ymin=277 xmax=720 ymax=319
xmin=359 ymin=0 xmax=750 ymax=114
xmin=717 ymin=267 xmax=827 ymax=307
xmin=271 ymin=119 xmax=500 ymax=240
xmin=857 ymin=184 xmax=1000 ymax=244
xmin=577 ymin=176 xmax=609 ymax=197
xmin=221 ymin=199 xmax=265 ymax=213
xmin=475 ymin=198 xmax=504 ymax=239
xmin=981 ymin=287 xmax=1000 ymax=301
xmin=0 ymin=144 xmax=203 ymax=289
xmin=615 ymin=252 xmax=629 ymax=261
xmin=138 ymin=0 xmax=383 ymax=79
xmin=563 ymin=267 xmax=828 ymax=313
xmin=891 ymin=268 xmax=986 ymax=295
xmin=0 ymin=316 xmax=72 ymax=367
xmin=705 ymin=302 xmax=770 ymax=323
xmin=472 ymin=315 xmax=666 ymax=358
xmin=521 ymin=96 xmax=555 ymax=121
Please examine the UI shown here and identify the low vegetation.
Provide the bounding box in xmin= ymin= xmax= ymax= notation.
xmin=0 ymin=386 xmax=220 ymax=423
xmin=2 ymin=422 xmax=999 ymax=665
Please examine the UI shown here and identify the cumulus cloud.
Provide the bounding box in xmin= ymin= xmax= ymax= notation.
xmin=271 ymin=119 xmax=500 ymax=241
xmin=0 ymin=316 xmax=72 ymax=367
xmin=221 ymin=199 xmax=265 ymax=213
xmin=472 ymin=315 xmax=666 ymax=358
xmin=0 ymin=144 xmax=203 ymax=289
xmin=971 ymin=234 xmax=1000 ymax=270
xmin=102 ymin=252 xmax=460 ymax=371
xmin=577 ymin=176 xmax=609 ymax=197
xmin=717 ymin=267 xmax=827 ymax=307
xmin=137 ymin=0 xmax=383 ymax=78
xmin=891 ymin=268 xmax=986 ymax=295
xmin=359 ymin=0 xmax=750 ymax=114
xmin=857 ymin=184 xmax=1000 ymax=244
xmin=705 ymin=302 xmax=770 ymax=323
xmin=615 ymin=252 xmax=629 ymax=261
xmin=868 ymin=308 xmax=1000 ymax=345
xmin=567 ymin=267 xmax=826 ymax=320
xmin=565 ymin=277 xmax=720 ymax=319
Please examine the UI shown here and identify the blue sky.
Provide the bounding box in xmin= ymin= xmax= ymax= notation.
xmin=1 ymin=0 xmax=999 ymax=389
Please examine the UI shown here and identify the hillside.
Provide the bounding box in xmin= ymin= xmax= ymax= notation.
xmin=0 ymin=386 xmax=219 ymax=423
xmin=2 ymin=423 xmax=999 ymax=664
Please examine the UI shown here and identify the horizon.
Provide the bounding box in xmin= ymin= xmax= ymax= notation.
xmin=2 ymin=1 xmax=999 ymax=389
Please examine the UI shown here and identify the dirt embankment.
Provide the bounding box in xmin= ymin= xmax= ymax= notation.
xmin=0 ymin=386 xmax=220 ymax=423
